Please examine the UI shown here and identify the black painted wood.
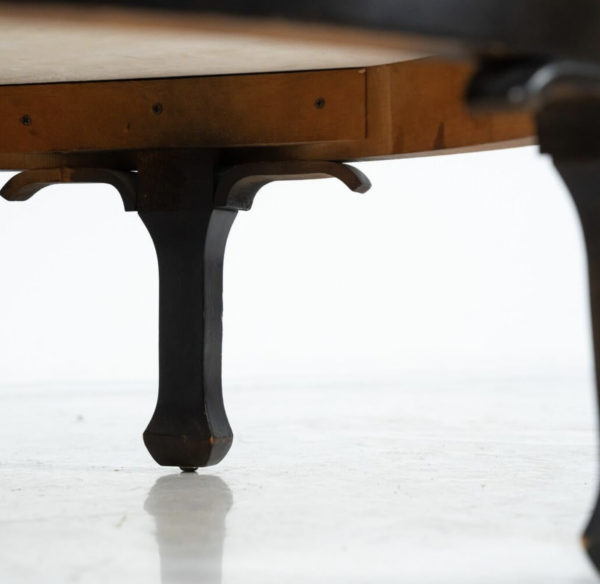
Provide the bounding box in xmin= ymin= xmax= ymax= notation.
xmin=137 ymin=151 xmax=235 ymax=469
xmin=0 ymin=168 xmax=138 ymax=211
xmin=536 ymin=92 xmax=600 ymax=570
xmin=552 ymin=159 xmax=600 ymax=570
xmin=215 ymin=161 xmax=371 ymax=211
xmin=137 ymin=153 xmax=371 ymax=469
xmin=0 ymin=153 xmax=369 ymax=469
xmin=140 ymin=208 xmax=236 ymax=469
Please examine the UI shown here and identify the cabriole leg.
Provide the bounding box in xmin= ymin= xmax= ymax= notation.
xmin=468 ymin=58 xmax=600 ymax=574
xmin=554 ymin=161 xmax=600 ymax=567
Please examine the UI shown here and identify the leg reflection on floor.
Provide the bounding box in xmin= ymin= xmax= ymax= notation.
xmin=145 ymin=474 xmax=233 ymax=584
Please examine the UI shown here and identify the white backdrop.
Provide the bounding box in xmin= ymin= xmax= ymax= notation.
xmin=0 ymin=146 xmax=592 ymax=387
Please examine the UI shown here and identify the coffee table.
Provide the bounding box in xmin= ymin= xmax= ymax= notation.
xmin=3 ymin=0 xmax=600 ymax=571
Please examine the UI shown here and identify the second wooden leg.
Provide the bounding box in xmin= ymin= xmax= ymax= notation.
xmin=554 ymin=160 xmax=600 ymax=569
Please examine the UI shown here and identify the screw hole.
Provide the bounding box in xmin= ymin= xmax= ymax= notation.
xmin=152 ymin=103 xmax=163 ymax=115
xmin=20 ymin=115 xmax=32 ymax=126
xmin=315 ymin=98 xmax=325 ymax=109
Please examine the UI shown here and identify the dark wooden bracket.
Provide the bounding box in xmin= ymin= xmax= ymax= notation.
xmin=215 ymin=161 xmax=371 ymax=211
xmin=0 ymin=167 xmax=138 ymax=211
xmin=0 ymin=156 xmax=371 ymax=471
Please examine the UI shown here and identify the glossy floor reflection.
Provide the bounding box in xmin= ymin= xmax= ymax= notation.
xmin=145 ymin=474 xmax=233 ymax=584
xmin=0 ymin=374 xmax=598 ymax=583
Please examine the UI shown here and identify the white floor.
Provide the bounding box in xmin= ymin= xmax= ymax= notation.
xmin=0 ymin=373 xmax=599 ymax=583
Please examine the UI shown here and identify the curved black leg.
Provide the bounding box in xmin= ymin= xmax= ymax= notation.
xmin=467 ymin=57 xmax=600 ymax=574
xmin=138 ymin=157 xmax=370 ymax=469
xmin=553 ymin=161 xmax=600 ymax=567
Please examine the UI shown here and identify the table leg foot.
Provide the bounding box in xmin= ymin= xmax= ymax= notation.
xmin=584 ymin=506 xmax=600 ymax=570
